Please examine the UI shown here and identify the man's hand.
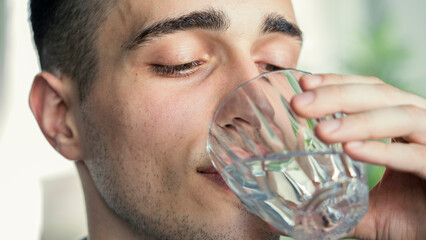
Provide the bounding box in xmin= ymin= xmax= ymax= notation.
xmin=291 ymin=74 xmax=426 ymax=240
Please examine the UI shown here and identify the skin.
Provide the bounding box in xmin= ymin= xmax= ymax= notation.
xmin=29 ymin=0 xmax=426 ymax=239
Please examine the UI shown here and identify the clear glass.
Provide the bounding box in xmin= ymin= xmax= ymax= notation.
xmin=207 ymin=69 xmax=368 ymax=240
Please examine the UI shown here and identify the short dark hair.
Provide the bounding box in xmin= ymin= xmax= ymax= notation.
xmin=30 ymin=0 xmax=114 ymax=102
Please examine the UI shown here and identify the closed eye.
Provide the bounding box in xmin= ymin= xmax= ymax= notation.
xmin=257 ymin=63 xmax=287 ymax=72
xmin=151 ymin=60 xmax=205 ymax=78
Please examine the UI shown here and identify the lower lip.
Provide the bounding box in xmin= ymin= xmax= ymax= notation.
xmin=200 ymin=173 xmax=233 ymax=193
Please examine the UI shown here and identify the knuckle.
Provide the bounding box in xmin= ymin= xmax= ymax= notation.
xmin=326 ymin=73 xmax=344 ymax=84
xmin=330 ymin=84 xmax=346 ymax=98
xmin=366 ymin=76 xmax=383 ymax=84
xmin=350 ymin=112 xmax=375 ymax=138
xmin=347 ymin=112 xmax=370 ymax=128
xmin=412 ymin=145 xmax=426 ymax=176
xmin=401 ymin=104 xmax=422 ymax=120
xmin=354 ymin=112 xmax=370 ymax=123
xmin=382 ymin=142 xmax=393 ymax=157
xmin=327 ymin=73 xmax=339 ymax=78
xmin=379 ymin=84 xmax=400 ymax=103
xmin=414 ymin=146 xmax=426 ymax=160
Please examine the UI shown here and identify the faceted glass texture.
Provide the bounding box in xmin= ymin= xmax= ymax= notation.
xmin=207 ymin=69 xmax=368 ymax=240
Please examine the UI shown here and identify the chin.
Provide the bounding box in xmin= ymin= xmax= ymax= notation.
xmin=201 ymin=206 xmax=281 ymax=240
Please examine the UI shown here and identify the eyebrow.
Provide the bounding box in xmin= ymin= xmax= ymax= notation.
xmin=262 ymin=13 xmax=303 ymax=42
xmin=124 ymin=9 xmax=230 ymax=49
xmin=124 ymin=9 xmax=302 ymax=50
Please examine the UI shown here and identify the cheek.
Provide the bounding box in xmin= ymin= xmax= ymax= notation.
xmin=89 ymin=66 xmax=223 ymax=200
xmin=135 ymin=87 xmax=214 ymax=158
xmin=117 ymin=84 xmax=216 ymax=203
xmin=110 ymin=80 xmax=215 ymax=171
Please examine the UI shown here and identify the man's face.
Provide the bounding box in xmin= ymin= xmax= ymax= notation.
xmin=80 ymin=0 xmax=301 ymax=238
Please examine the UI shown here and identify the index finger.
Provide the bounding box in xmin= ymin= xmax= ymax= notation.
xmin=299 ymin=74 xmax=383 ymax=90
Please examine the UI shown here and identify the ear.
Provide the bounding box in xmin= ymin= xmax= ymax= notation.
xmin=29 ymin=71 xmax=83 ymax=161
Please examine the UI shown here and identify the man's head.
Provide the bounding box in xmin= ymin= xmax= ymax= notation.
xmin=29 ymin=0 xmax=302 ymax=239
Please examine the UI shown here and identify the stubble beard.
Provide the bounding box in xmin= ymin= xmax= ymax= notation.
xmin=80 ymin=103 xmax=279 ymax=240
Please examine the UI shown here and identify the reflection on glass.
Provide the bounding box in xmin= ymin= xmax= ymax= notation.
xmin=207 ymin=69 xmax=368 ymax=240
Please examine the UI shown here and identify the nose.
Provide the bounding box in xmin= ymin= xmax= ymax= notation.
xmin=215 ymin=69 xmax=275 ymax=131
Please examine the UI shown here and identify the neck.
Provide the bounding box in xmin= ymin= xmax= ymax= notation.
xmin=76 ymin=161 xmax=147 ymax=240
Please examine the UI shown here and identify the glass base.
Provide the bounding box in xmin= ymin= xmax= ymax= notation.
xmin=224 ymin=168 xmax=368 ymax=240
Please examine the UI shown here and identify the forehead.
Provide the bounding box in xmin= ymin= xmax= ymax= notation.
xmin=101 ymin=0 xmax=296 ymax=42
xmin=115 ymin=0 xmax=295 ymax=20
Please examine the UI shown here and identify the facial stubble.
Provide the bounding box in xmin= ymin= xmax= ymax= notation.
xmin=80 ymin=102 xmax=279 ymax=240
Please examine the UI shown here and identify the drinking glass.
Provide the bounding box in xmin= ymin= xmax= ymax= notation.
xmin=207 ymin=69 xmax=368 ymax=240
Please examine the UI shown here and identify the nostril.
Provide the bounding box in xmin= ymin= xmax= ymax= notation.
xmin=234 ymin=117 xmax=250 ymax=125
xmin=235 ymin=115 xmax=261 ymax=130
xmin=223 ymin=124 xmax=238 ymax=133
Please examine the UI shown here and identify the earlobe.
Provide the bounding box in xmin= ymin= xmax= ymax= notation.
xmin=29 ymin=72 xmax=84 ymax=161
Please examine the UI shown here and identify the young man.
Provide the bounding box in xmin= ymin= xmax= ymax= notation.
xmin=29 ymin=0 xmax=426 ymax=239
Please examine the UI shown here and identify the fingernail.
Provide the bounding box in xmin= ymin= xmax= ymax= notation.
xmin=294 ymin=91 xmax=315 ymax=106
xmin=320 ymin=119 xmax=341 ymax=133
xmin=305 ymin=75 xmax=322 ymax=87
xmin=346 ymin=141 xmax=364 ymax=148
